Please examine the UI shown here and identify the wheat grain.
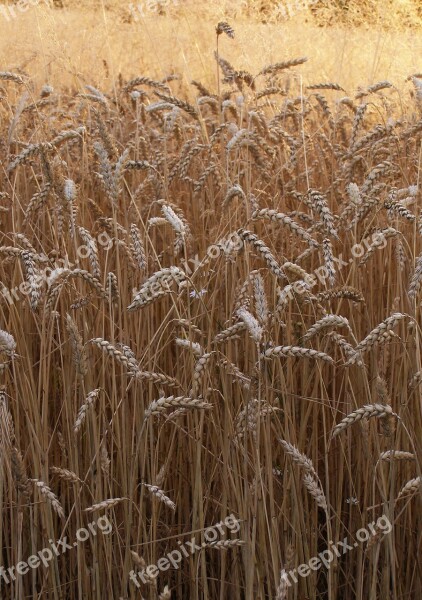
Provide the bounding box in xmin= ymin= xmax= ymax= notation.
xmin=0 ymin=388 xmax=15 ymax=445
xmin=66 ymin=314 xmax=88 ymax=376
xmin=308 ymin=189 xmax=338 ymax=238
xmin=331 ymin=404 xmax=397 ymax=438
xmin=50 ymin=467 xmax=81 ymax=483
xmin=259 ymin=57 xmax=308 ymax=76
xmin=78 ymin=227 xmax=101 ymax=280
xmin=396 ymin=476 xmax=421 ymax=500
xmin=214 ymin=322 xmax=247 ymax=343
xmin=0 ymin=71 xmax=24 ymax=84
xmin=251 ymin=209 xmax=319 ymax=247
xmin=322 ymin=239 xmax=335 ymax=286
xmin=345 ymin=313 xmax=408 ymax=364
xmin=219 ymin=358 xmax=251 ymax=389
xmin=0 ymin=329 xmax=16 ymax=357
xmin=264 ymin=345 xmax=334 ymax=364
xmin=282 ymin=262 xmax=312 ymax=283
xmin=127 ymin=267 xmax=186 ymax=311
xmin=317 ymin=287 xmax=364 ymax=303
xmin=307 ymin=82 xmax=345 ymax=91
xmin=279 ymin=440 xmax=317 ymax=475
xmin=204 ymin=539 xmax=245 ymax=549
xmin=409 ymin=253 xmax=422 ymax=298
xmin=84 ymin=498 xmax=125 ymax=512
xmin=159 ymin=585 xmax=172 ymax=599
xmin=379 ymin=450 xmax=415 ymax=462
xmin=129 ymin=223 xmax=147 ymax=271
xmin=302 ymin=473 xmax=327 ymax=510
xmin=237 ymin=229 xmax=285 ymax=279
xmin=175 ymin=338 xmax=203 ymax=355
xmin=133 ymin=371 xmax=180 ymax=387
xmin=11 ymin=446 xmax=31 ymax=499
xmin=144 ymin=396 xmax=212 ymax=420
xmin=359 ymin=228 xmax=399 ymax=265
xmin=107 ymin=272 xmax=119 ymax=302
xmin=31 ymin=479 xmax=65 ymax=518
xmin=143 ymin=483 xmax=176 ymax=510
xmin=190 ymin=352 xmax=214 ymax=396
xmin=45 ymin=268 xmax=109 ymax=312
xmin=302 ymin=315 xmax=350 ymax=341
xmin=236 ymin=308 xmax=263 ymax=343
xmin=74 ymin=389 xmax=101 ymax=433
xmin=216 ymin=21 xmax=235 ymax=38
xmin=89 ymin=338 xmax=138 ymax=371
xmin=328 ymin=332 xmax=363 ymax=366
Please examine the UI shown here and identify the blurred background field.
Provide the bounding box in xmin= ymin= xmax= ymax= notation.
xmin=0 ymin=0 xmax=421 ymax=94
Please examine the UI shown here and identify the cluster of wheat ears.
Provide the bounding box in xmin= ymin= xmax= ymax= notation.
xmin=0 ymin=21 xmax=421 ymax=600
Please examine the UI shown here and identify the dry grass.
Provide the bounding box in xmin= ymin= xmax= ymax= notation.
xmin=1 ymin=1 xmax=422 ymax=90
xmin=0 ymin=4 xmax=421 ymax=600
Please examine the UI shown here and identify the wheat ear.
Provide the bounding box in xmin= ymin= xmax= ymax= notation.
xmin=84 ymin=497 xmax=126 ymax=512
xmin=331 ymin=404 xmax=398 ymax=439
xmin=31 ymin=479 xmax=65 ymax=518
xmin=264 ymin=345 xmax=334 ymax=364
xmin=143 ymin=483 xmax=176 ymax=511
xmin=396 ymin=476 xmax=421 ymax=501
xmin=144 ymin=396 xmax=211 ymax=420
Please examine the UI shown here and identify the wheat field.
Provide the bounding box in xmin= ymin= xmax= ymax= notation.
xmin=0 ymin=2 xmax=421 ymax=599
